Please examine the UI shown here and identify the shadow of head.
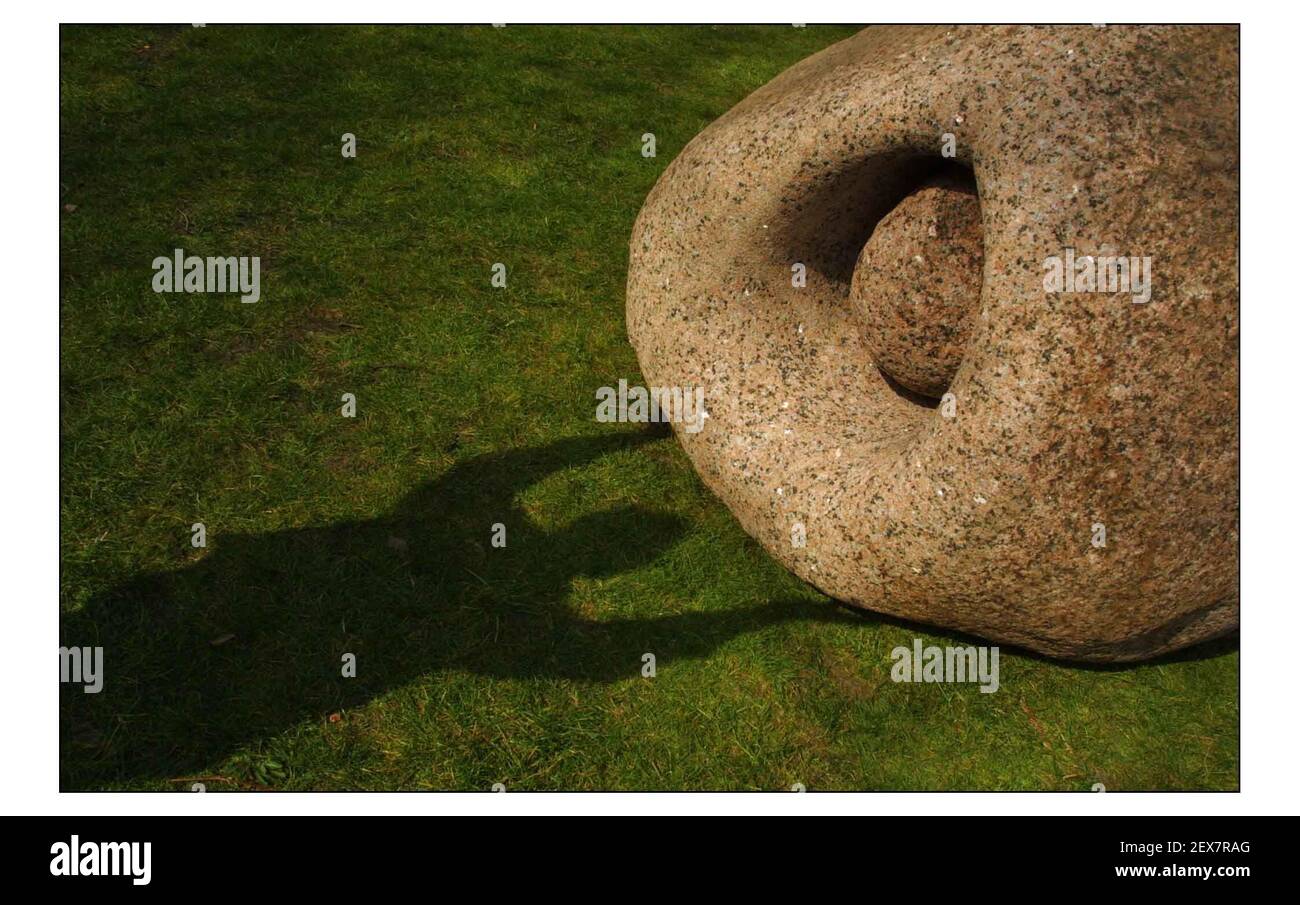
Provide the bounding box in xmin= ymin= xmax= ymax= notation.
xmin=387 ymin=431 xmax=685 ymax=582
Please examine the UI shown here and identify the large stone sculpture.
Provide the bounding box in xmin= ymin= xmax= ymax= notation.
xmin=626 ymin=25 xmax=1238 ymax=661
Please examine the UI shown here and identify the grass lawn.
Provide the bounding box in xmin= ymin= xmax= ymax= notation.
xmin=59 ymin=24 xmax=1239 ymax=791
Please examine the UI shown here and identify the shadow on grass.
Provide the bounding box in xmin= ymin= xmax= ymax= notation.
xmin=823 ymin=598 xmax=1239 ymax=671
xmin=61 ymin=431 xmax=859 ymax=786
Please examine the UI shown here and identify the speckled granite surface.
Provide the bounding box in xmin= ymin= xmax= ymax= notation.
xmin=853 ymin=174 xmax=982 ymax=399
xmin=626 ymin=25 xmax=1238 ymax=661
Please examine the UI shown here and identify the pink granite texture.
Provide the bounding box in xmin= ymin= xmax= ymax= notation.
xmin=626 ymin=25 xmax=1238 ymax=661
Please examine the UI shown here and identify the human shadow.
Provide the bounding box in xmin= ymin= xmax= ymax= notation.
xmin=60 ymin=431 xmax=858 ymax=786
